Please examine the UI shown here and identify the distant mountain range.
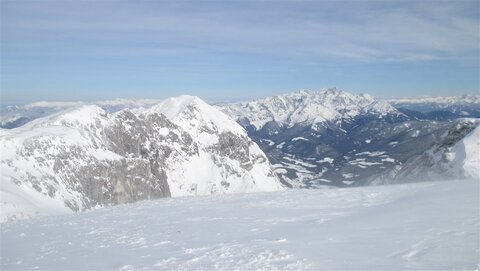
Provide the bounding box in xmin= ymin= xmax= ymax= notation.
xmin=384 ymin=95 xmax=480 ymax=119
xmin=3 ymin=91 xmax=479 ymax=129
xmin=385 ymin=95 xmax=480 ymax=107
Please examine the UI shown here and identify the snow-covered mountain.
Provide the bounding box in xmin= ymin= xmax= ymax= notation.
xmin=220 ymin=88 xmax=402 ymax=130
xmin=0 ymin=95 xmax=283 ymax=223
xmin=218 ymin=88 xmax=479 ymax=187
xmin=2 ymin=89 xmax=478 ymax=222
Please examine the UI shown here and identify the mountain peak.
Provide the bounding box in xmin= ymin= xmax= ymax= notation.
xmin=219 ymin=88 xmax=399 ymax=129
xmin=147 ymin=95 xmax=246 ymax=137
xmin=294 ymin=87 xmax=343 ymax=97
xmin=148 ymin=95 xmax=204 ymax=119
xmin=319 ymin=87 xmax=342 ymax=95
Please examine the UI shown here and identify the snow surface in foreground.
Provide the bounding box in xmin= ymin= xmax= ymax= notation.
xmin=1 ymin=180 xmax=479 ymax=270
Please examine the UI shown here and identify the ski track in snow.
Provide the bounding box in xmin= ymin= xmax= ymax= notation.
xmin=1 ymin=180 xmax=479 ymax=270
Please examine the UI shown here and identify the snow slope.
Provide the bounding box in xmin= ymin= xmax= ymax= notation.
xmin=450 ymin=125 xmax=480 ymax=179
xmin=0 ymin=178 xmax=72 ymax=224
xmin=1 ymin=180 xmax=478 ymax=270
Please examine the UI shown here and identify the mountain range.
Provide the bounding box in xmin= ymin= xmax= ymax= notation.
xmin=1 ymin=88 xmax=478 ymax=222
xmin=385 ymin=95 xmax=480 ymax=120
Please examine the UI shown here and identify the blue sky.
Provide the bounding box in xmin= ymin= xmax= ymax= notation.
xmin=1 ymin=0 xmax=479 ymax=103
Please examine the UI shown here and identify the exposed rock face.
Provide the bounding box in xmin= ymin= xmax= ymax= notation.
xmin=1 ymin=96 xmax=283 ymax=222
xmin=1 ymin=106 xmax=174 ymax=215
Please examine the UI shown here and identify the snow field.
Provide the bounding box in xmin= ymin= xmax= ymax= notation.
xmin=2 ymin=180 xmax=478 ymax=270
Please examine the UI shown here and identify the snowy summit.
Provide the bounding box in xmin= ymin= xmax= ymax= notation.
xmin=220 ymin=88 xmax=399 ymax=130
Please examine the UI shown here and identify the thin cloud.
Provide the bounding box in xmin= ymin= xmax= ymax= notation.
xmin=2 ymin=0 xmax=478 ymax=63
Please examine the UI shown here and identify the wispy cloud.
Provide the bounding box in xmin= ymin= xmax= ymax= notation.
xmin=2 ymin=0 xmax=478 ymax=63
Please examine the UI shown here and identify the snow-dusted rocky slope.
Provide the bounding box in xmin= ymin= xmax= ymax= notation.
xmin=369 ymin=119 xmax=480 ymax=184
xmin=218 ymin=89 xmax=479 ymax=187
xmin=2 ymin=180 xmax=478 ymax=270
xmin=451 ymin=125 xmax=480 ymax=178
xmin=0 ymin=96 xmax=283 ymax=223
xmin=372 ymin=122 xmax=480 ymax=184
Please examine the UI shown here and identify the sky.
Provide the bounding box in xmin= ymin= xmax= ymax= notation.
xmin=1 ymin=0 xmax=479 ymax=103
